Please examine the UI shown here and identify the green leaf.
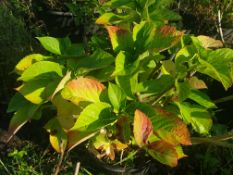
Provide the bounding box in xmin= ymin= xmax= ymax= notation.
xmin=16 ymin=79 xmax=60 ymax=104
xmin=45 ymin=118 xmax=68 ymax=153
xmin=197 ymin=49 xmax=233 ymax=90
xmin=133 ymin=109 xmax=153 ymax=147
xmin=111 ymin=0 xmax=135 ymax=7
xmin=176 ymin=102 xmax=212 ymax=134
xmin=161 ymin=60 xmax=176 ymax=76
xmin=71 ymin=102 xmax=113 ymax=131
xmin=63 ymin=43 xmax=85 ymax=57
xmin=137 ymin=75 xmax=174 ymax=95
xmin=88 ymin=66 xmax=115 ymax=82
xmin=52 ymin=94 xmax=82 ymax=129
xmin=15 ymin=54 xmax=50 ymax=74
xmin=67 ymin=102 xmax=115 ymax=149
xmin=127 ymin=102 xmax=156 ymax=118
xmin=106 ymin=26 xmax=134 ymax=52
xmin=149 ymin=9 xmax=181 ymax=23
xmin=175 ymin=81 xmax=191 ymax=101
xmin=133 ymin=21 xmax=155 ymax=51
xmin=7 ymin=93 xmax=28 ymax=113
xmin=61 ymin=77 xmax=106 ymax=105
xmin=188 ymin=89 xmax=216 ymax=109
xmin=76 ymin=49 xmax=115 ymax=71
xmin=36 ymin=37 xmax=71 ymax=55
xmin=116 ymin=73 xmax=138 ymax=99
xmin=108 ymin=83 xmax=126 ymax=113
xmin=18 ymin=61 xmax=63 ymax=82
xmin=8 ymin=103 xmax=40 ymax=138
xmin=113 ymin=51 xmax=139 ymax=76
xmin=96 ymin=13 xmax=130 ymax=25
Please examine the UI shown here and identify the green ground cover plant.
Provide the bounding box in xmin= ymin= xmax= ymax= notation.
xmin=6 ymin=0 xmax=233 ymax=173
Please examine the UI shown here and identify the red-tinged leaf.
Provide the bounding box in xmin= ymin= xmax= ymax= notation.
xmin=147 ymin=140 xmax=178 ymax=167
xmin=188 ymin=76 xmax=207 ymax=89
xmin=153 ymin=107 xmax=192 ymax=146
xmin=133 ymin=109 xmax=153 ymax=147
xmin=151 ymin=25 xmax=183 ymax=51
xmin=61 ymin=77 xmax=105 ymax=105
xmin=106 ymin=26 xmax=133 ymax=52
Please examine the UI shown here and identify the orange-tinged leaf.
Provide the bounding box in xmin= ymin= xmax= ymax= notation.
xmin=152 ymin=25 xmax=183 ymax=51
xmin=153 ymin=107 xmax=192 ymax=146
xmin=188 ymin=76 xmax=208 ymax=89
xmin=106 ymin=26 xmax=133 ymax=52
xmin=133 ymin=110 xmax=153 ymax=147
xmin=147 ymin=140 xmax=178 ymax=167
xmin=112 ymin=139 xmax=128 ymax=150
xmin=61 ymin=77 xmax=105 ymax=105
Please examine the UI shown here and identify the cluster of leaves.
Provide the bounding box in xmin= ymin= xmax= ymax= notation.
xmin=7 ymin=0 xmax=233 ymax=168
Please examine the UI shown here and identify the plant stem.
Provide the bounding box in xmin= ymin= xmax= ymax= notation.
xmin=191 ymin=131 xmax=233 ymax=148
xmin=218 ymin=9 xmax=225 ymax=44
xmin=214 ymin=95 xmax=233 ymax=104
xmin=53 ymin=144 xmax=65 ymax=175
xmin=74 ymin=162 xmax=81 ymax=175
xmin=0 ymin=158 xmax=11 ymax=175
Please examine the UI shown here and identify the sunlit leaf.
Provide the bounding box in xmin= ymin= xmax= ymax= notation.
xmin=68 ymin=102 xmax=114 ymax=150
xmin=176 ymin=102 xmax=213 ymax=134
xmin=18 ymin=61 xmax=63 ymax=82
xmin=106 ymin=26 xmax=133 ymax=52
xmin=113 ymin=51 xmax=140 ymax=76
xmin=175 ymin=81 xmax=191 ymax=101
xmin=96 ymin=13 xmax=128 ymax=25
xmin=197 ymin=48 xmax=233 ymax=90
xmin=188 ymin=89 xmax=216 ymax=109
xmin=133 ymin=109 xmax=153 ymax=147
xmin=71 ymin=102 xmax=112 ymax=131
xmin=15 ymin=54 xmax=50 ymax=74
xmin=197 ymin=35 xmax=223 ymax=48
xmin=36 ymin=37 xmax=71 ymax=55
xmin=62 ymin=77 xmax=106 ymax=105
xmin=16 ymin=79 xmax=60 ymax=104
xmin=108 ymin=83 xmax=126 ymax=113
xmin=116 ymin=73 xmax=138 ymax=99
